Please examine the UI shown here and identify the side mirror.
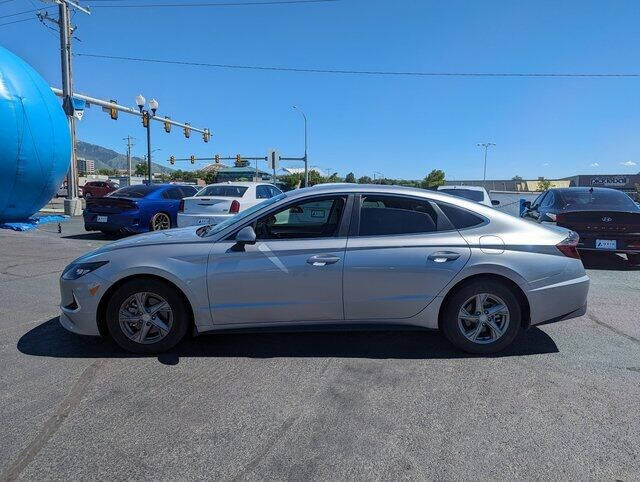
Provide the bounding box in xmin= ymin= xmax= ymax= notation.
xmin=235 ymin=226 xmax=256 ymax=246
xmin=491 ymin=199 xmax=500 ymax=206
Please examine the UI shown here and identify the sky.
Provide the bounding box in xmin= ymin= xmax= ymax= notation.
xmin=2 ymin=0 xmax=640 ymax=180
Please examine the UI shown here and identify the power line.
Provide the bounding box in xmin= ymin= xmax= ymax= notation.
xmin=0 ymin=6 xmax=55 ymax=20
xmin=86 ymin=0 xmax=339 ymax=6
xmin=76 ymin=52 xmax=640 ymax=78
xmin=0 ymin=16 xmax=38 ymax=27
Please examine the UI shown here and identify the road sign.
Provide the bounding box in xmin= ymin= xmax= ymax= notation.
xmin=268 ymin=149 xmax=280 ymax=170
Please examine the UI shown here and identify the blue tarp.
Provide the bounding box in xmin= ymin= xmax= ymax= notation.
xmin=0 ymin=215 xmax=69 ymax=231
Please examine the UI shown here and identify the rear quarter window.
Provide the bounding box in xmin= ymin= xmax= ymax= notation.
xmin=436 ymin=202 xmax=485 ymax=229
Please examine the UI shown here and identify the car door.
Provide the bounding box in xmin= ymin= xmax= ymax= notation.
xmin=161 ymin=187 xmax=184 ymax=223
xmin=343 ymin=194 xmax=471 ymax=320
xmin=207 ymin=194 xmax=351 ymax=325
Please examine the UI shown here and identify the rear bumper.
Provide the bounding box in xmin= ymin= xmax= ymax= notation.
xmin=83 ymin=210 xmax=145 ymax=233
xmin=177 ymin=212 xmax=232 ymax=228
xmin=527 ymin=274 xmax=590 ymax=326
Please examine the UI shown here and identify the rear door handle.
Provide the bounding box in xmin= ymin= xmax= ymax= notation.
xmin=307 ymin=254 xmax=341 ymax=266
xmin=428 ymin=251 xmax=461 ymax=263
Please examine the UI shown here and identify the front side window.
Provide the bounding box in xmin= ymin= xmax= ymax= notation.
xmin=359 ymin=195 xmax=438 ymax=236
xmin=254 ymin=196 xmax=346 ymax=240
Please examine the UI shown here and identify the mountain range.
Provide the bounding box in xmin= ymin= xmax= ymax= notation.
xmin=76 ymin=141 xmax=174 ymax=174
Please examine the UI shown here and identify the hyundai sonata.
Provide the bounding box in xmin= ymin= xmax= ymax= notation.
xmin=60 ymin=184 xmax=589 ymax=354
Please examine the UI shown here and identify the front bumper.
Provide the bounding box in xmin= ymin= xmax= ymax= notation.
xmin=59 ymin=272 xmax=106 ymax=336
xmin=177 ymin=212 xmax=232 ymax=228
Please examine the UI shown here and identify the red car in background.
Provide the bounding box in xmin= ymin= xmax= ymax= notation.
xmin=81 ymin=181 xmax=118 ymax=198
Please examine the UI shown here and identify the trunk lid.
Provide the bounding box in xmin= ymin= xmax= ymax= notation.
xmin=556 ymin=210 xmax=640 ymax=235
xmin=182 ymin=196 xmax=234 ymax=214
xmin=85 ymin=197 xmax=137 ymax=214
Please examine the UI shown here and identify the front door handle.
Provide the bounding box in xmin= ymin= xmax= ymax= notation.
xmin=428 ymin=251 xmax=461 ymax=263
xmin=307 ymin=254 xmax=341 ymax=266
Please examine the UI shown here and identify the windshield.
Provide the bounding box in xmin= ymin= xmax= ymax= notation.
xmin=196 ymin=185 xmax=249 ymax=197
xmin=109 ymin=185 xmax=160 ymax=198
xmin=559 ymin=189 xmax=639 ymax=211
xmin=197 ymin=192 xmax=287 ymax=237
xmin=438 ymin=188 xmax=484 ymax=202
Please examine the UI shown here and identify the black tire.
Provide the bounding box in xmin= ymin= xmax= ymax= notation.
xmin=105 ymin=278 xmax=190 ymax=354
xmin=441 ymin=279 xmax=522 ymax=354
xmin=628 ymin=253 xmax=640 ymax=266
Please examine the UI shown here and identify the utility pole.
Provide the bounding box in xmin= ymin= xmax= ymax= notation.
xmin=124 ymin=136 xmax=135 ymax=185
xmin=292 ymin=106 xmax=308 ymax=187
xmin=477 ymin=142 xmax=496 ymax=188
xmin=40 ymin=1 xmax=90 ymax=215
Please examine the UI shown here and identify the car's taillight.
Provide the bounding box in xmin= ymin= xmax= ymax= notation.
xmin=179 ymin=200 xmax=185 ymax=213
xmin=229 ymin=200 xmax=240 ymax=214
xmin=556 ymin=231 xmax=580 ymax=259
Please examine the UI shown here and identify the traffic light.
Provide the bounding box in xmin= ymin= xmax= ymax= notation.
xmin=183 ymin=123 xmax=191 ymax=138
xmin=203 ymin=129 xmax=211 ymax=143
xmin=169 ymin=156 xmax=175 ymax=165
xmin=236 ymin=154 xmax=242 ymax=165
xmin=164 ymin=117 xmax=171 ymax=133
xmin=190 ymin=155 xmax=196 ymax=164
xmin=214 ymin=154 xmax=220 ymax=164
xmin=142 ymin=112 xmax=149 ymax=128
xmin=109 ymin=100 xmax=118 ymax=120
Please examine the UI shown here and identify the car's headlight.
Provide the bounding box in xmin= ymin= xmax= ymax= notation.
xmin=62 ymin=261 xmax=109 ymax=280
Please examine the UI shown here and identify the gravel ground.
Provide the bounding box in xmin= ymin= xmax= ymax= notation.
xmin=0 ymin=217 xmax=638 ymax=480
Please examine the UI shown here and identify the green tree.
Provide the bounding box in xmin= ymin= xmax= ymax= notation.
xmin=135 ymin=163 xmax=148 ymax=176
xmin=512 ymin=175 xmax=523 ymax=181
xmin=202 ymin=170 xmax=218 ymax=185
xmin=345 ymin=172 xmax=356 ymax=183
xmin=422 ymin=169 xmax=445 ymax=188
xmin=358 ymin=175 xmax=373 ymax=184
xmin=308 ymin=169 xmax=325 ymax=186
xmin=537 ymin=177 xmax=552 ymax=191
xmin=280 ymin=173 xmax=303 ymax=190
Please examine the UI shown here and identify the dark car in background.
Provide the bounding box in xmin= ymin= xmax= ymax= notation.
xmin=81 ymin=180 xmax=118 ymax=198
xmin=521 ymin=187 xmax=640 ymax=264
xmin=83 ymin=184 xmax=198 ymax=234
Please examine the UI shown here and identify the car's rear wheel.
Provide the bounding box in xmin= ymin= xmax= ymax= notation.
xmin=441 ymin=279 xmax=521 ymax=354
xmin=628 ymin=253 xmax=640 ymax=265
xmin=106 ymin=278 xmax=189 ymax=354
xmin=150 ymin=212 xmax=171 ymax=231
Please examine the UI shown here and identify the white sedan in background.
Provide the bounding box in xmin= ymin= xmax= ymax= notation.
xmin=437 ymin=185 xmax=499 ymax=207
xmin=177 ymin=181 xmax=283 ymax=227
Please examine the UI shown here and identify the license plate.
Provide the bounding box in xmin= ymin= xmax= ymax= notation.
xmin=96 ymin=216 xmax=108 ymax=223
xmin=596 ymin=239 xmax=616 ymax=250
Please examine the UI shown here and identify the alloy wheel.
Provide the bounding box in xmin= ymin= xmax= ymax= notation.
xmin=118 ymin=292 xmax=173 ymax=344
xmin=457 ymin=293 xmax=510 ymax=344
xmin=151 ymin=213 xmax=171 ymax=231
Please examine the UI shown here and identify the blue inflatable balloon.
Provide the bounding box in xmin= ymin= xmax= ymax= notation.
xmin=0 ymin=46 xmax=70 ymax=221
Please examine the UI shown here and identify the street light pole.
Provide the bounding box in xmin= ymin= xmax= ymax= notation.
xmin=292 ymin=106 xmax=308 ymax=187
xmin=136 ymin=95 xmax=158 ymax=185
xmin=477 ymin=142 xmax=495 ymax=188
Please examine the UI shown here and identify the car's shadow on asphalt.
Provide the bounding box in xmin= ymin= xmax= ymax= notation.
xmin=17 ymin=317 xmax=559 ymax=364
xmin=580 ymin=251 xmax=640 ymax=271
xmin=61 ymin=232 xmax=129 ymax=241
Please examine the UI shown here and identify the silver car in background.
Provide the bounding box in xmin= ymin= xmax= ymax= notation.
xmin=59 ymin=184 xmax=589 ymax=354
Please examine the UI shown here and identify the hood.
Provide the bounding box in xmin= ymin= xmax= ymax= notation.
xmin=93 ymin=227 xmax=204 ymax=255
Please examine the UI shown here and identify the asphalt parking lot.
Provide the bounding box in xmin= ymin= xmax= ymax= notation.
xmin=1 ymin=218 xmax=639 ymax=480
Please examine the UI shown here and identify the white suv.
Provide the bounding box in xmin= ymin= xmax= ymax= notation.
xmin=437 ymin=185 xmax=498 ymax=207
xmin=177 ymin=181 xmax=282 ymax=227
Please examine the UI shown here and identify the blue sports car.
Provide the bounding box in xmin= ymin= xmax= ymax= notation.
xmin=83 ymin=184 xmax=199 ymax=234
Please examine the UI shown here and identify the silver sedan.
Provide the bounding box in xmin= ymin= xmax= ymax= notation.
xmin=59 ymin=184 xmax=589 ymax=354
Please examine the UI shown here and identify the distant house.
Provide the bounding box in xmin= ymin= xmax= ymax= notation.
xmin=216 ymin=166 xmax=272 ymax=182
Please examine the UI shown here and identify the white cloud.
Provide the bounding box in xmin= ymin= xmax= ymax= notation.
xmin=590 ymin=162 xmax=599 ymax=167
xmin=620 ymin=160 xmax=637 ymax=167
xmin=542 ymin=162 xmax=550 ymax=167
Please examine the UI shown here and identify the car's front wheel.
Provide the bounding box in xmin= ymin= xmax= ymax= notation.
xmin=441 ymin=279 xmax=521 ymax=354
xmin=105 ymin=278 xmax=189 ymax=354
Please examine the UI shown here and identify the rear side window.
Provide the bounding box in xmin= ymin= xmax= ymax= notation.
xmin=197 ymin=185 xmax=249 ymax=197
xmin=163 ymin=187 xmax=184 ymax=200
xmin=436 ymin=202 xmax=485 ymax=229
xmin=359 ymin=195 xmax=438 ymax=236
xmin=256 ymin=185 xmax=271 ymax=199
xmin=268 ymin=186 xmax=282 ymax=197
